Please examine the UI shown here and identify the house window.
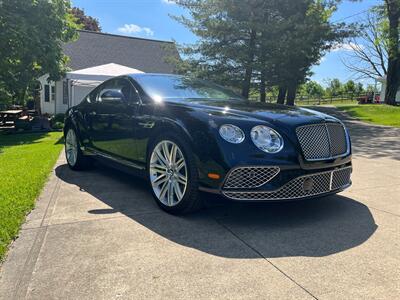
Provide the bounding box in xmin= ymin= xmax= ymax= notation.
xmin=63 ymin=81 xmax=69 ymax=105
xmin=51 ymin=85 xmax=56 ymax=102
xmin=44 ymin=85 xmax=50 ymax=102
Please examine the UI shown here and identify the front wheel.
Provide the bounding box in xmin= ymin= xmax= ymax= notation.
xmin=65 ymin=127 xmax=92 ymax=170
xmin=147 ymin=135 xmax=202 ymax=214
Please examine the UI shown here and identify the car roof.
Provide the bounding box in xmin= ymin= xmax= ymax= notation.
xmin=127 ymin=73 xmax=183 ymax=79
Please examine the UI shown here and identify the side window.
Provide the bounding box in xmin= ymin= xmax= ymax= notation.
xmin=44 ymin=85 xmax=50 ymax=102
xmin=115 ymin=78 xmax=140 ymax=103
xmin=86 ymin=87 xmax=99 ymax=103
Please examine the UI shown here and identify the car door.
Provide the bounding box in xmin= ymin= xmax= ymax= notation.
xmin=90 ymin=78 xmax=139 ymax=161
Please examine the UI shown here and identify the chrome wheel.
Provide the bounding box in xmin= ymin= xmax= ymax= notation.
xmin=65 ymin=129 xmax=78 ymax=167
xmin=150 ymin=140 xmax=188 ymax=206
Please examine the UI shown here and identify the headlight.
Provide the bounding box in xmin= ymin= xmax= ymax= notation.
xmin=251 ymin=125 xmax=283 ymax=153
xmin=219 ymin=124 xmax=245 ymax=144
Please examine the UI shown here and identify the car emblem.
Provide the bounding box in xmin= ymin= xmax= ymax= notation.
xmin=303 ymin=178 xmax=314 ymax=192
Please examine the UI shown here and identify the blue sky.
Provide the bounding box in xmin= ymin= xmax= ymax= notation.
xmin=72 ymin=0 xmax=382 ymax=86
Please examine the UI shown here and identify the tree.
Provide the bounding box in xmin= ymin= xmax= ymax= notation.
xmin=71 ymin=7 xmax=101 ymax=32
xmin=326 ymin=78 xmax=343 ymax=96
xmin=303 ymin=81 xmax=325 ymax=98
xmin=0 ymin=0 xmax=78 ymax=104
xmin=343 ymin=80 xmax=357 ymax=95
xmin=173 ymin=0 xmax=353 ymax=106
xmin=341 ymin=10 xmax=388 ymax=80
xmin=383 ymin=0 xmax=400 ymax=105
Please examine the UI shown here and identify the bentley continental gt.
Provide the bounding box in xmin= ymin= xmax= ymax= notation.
xmin=64 ymin=74 xmax=352 ymax=214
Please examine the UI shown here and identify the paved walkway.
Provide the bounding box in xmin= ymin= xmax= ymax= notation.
xmin=1 ymin=109 xmax=399 ymax=299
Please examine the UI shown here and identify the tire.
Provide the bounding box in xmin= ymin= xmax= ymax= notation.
xmin=64 ymin=127 xmax=92 ymax=171
xmin=147 ymin=134 xmax=202 ymax=214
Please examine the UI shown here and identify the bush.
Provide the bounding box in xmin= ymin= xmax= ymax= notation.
xmin=50 ymin=113 xmax=65 ymax=130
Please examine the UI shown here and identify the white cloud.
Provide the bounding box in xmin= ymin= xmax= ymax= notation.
xmin=161 ymin=0 xmax=176 ymax=4
xmin=117 ymin=24 xmax=154 ymax=36
xmin=331 ymin=42 xmax=364 ymax=52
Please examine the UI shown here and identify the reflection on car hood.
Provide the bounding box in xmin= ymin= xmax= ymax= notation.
xmin=166 ymin=99 xmax=339 ymax=127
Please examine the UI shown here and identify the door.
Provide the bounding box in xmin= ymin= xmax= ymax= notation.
xmin=90 ymin=78 xmax=140 ymax=161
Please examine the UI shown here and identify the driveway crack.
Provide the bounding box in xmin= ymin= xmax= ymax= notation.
xmin=214 ymin=218 xmax=319 ymax=300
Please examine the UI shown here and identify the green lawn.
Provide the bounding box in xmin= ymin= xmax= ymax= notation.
xmin=336 ymin=104 xmax=400 ymax=127
xmin=0 ymin=132 xmax=63 ymax=261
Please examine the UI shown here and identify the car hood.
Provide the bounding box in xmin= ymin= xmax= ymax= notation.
xmin=167 ymin=99 xmax=339 ymax=127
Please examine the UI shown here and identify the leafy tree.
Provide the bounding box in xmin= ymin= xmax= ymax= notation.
xmin=303 ymin=81 xmax=325 ymax=98
xmin=173 ymin=0 xmax=353 ymax=105
xmin=0 ymin=0 xmax=78 ymax=105
xmin=326 ymin=78 xmax=343 ymax=96
xmin=343 ymin=80 xmax=357 ymax=95
xmin=71 ymin=7 xmax=101 ymax=32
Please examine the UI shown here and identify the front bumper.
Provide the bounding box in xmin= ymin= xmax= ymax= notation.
xmin=200 ymin=163 xmax=352 ymax=201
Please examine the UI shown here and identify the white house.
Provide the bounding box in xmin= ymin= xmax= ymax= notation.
xmin=39 ymin=30 xmax=179 ymax=115
xmin=377 ymin=76 xmax=400 ymax=103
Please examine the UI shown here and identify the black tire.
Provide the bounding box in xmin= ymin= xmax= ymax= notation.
xmin=147 ymin=134 xmax=203 ymax=214
xmin=64 ymin=127 xmax=92 ymax=171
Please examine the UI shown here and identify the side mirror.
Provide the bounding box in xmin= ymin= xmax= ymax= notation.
xmin=100 ymin=89 xmax=126 ymax=102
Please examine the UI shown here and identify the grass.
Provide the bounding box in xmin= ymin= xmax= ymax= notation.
xmin=336 ymin=104 xmax=400 ymax=127
xmin=0 ymin=132 xmax=63 ymax=261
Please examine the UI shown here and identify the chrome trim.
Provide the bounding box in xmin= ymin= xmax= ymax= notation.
xmin=296 ymin=123 xmax=351 ymax=162
xmin=90 ymin=149 xmax=145 ymax=170
xmin=223 ymin=166 xmax=280 ymax=189
xmin=223 ymin=166 xmax=352 ymax=201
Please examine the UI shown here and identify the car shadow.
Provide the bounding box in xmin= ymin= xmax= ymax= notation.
xmin=55 ymin=163 xmax=378 ymax=259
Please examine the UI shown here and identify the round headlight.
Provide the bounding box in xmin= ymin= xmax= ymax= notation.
xmin=219 ymin=124 xmax=245 ymax=144
xmin=251 ymin=125 xmax=283 ymax=153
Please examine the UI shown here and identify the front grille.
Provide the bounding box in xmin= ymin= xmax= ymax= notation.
xmin=223 ymin=166 xmax=352 ymax=201
xmin=296 ymin=123 xmax=349 ymax=161
xmin=223 ymin=166 xmax=280 ymax=189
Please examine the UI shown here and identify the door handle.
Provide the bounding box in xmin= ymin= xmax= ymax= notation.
xmin=88 ymin=111 xmax=97 ymax=116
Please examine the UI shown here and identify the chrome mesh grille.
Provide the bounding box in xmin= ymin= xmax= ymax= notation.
xmin=223 ymin=166 xmax=280 ymax=189
xmin=296 ymin=123 xmax=348 ymax=161
xmin=331 ymin=167 xmax=352 ymax=190
xmin=223 ymin=167 xmax=352 ymax=201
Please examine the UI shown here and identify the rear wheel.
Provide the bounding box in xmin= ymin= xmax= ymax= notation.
xmin=148 ymin=135 xmax=202 ymax=214
xmin=65 ymin=127 xmax=92 ymax=170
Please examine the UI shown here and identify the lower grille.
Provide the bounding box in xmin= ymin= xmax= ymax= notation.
xmin=223 ymin=166 xmax=352 ymax=201
xmin=223 ymin=166 xmax=280 ymax=189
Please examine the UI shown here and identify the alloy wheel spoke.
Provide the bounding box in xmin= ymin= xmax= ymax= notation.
xmin=152 ymin=173 xmax=167 ymax=186
xmin=176 ymin=158 xmax=185 ymax=172
xmin=159 ymin=181 xmax=169 ymax=201
xmin=176 ymin=173 xmax=187 ymax=185
xmin=150 ymin=163 xmax=167 ymax=173
xmin=167 ymin=182 xmax=174 ymax=205
xmin=155 ymin=148 xmax=169 ymax=167
xmin=173 ymin=180 xmax=183 ymax=200
xmin=161 ymin=143 xmax=171 ymax=164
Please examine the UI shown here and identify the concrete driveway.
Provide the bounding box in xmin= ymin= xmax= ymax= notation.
xmin=1 ymin=108 xmax=399 ymax=299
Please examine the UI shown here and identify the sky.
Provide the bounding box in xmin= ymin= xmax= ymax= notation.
xmin=72 ymin=0 xmax=382 ymax=86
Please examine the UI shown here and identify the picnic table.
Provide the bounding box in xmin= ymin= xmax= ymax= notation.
xmin=0 ymin=110 xmax=24 ymax=126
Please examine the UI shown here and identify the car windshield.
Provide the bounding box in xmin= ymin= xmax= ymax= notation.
xmin=135 ymin=75 xmax=245 ymax=102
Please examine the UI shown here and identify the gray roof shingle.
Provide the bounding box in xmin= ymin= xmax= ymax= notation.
xmin=63 ymin=30 xmax=180 ymax=73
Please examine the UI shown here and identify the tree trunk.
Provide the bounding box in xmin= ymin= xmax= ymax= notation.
xmin=277 ymin=86 xmax=287 ymax=104
xmin=384 ymin=0 xmax=400 ymax=105
xmin=286 ymin=83 xmax=297 ymax=106
xmin=241 ymin=29 xmax=257 ymax=99
xmin=260 ymin=71 xmax=266 ymax=102
xmin=242 ymin=66 xmax=252 ymax=99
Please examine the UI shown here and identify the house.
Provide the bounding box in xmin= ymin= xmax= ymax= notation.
xmin=377 ymin=76 xmax=400 ymax=103
xmin=38 ymin=30 xmax=179 ymax=115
